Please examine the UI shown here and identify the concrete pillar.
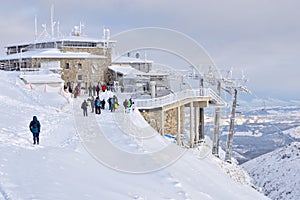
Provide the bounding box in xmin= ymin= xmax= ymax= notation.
xmin=225 ymin=89 xmax=238 ymax=163
xmin=180 ymin=106 xmax=185 ymax=135
xmin=190 ymin=102 xmax=194 ymax=148
xmin=150 ymin=81 xmax=156 ymax=98
xmin=161 ymin=109 xmax=164 ymax=136
xmin=212 ymin=107 xmax=220 ymax=155
xmin=212 ymin=81 xmax=221 ymax=156
xmin=199 ymin=107 xmax=205 ymax=141
xmin=195 ymin=106 xmax=199 ymax=144
xmin=177 ymin=106 xmax=181 ymax=146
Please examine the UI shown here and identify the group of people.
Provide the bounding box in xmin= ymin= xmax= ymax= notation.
xmin=123 ymin=98 xmax=135 ymax=113
xmin=81 ymin=96 xmax=136 ymax=116
xmin=88 ymin=84 xmax=115 ymax=97
xmin=28 ymin=97 xmax=135 ymax=145
xmin=65 ymin=83 xmax=116 ymax=99
xmin=81 ymin=95 xmax=120 ymax=116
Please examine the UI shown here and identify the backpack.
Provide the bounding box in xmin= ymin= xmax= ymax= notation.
xmin=96 ymin=100 xmax=101 ymax=107
xmin=31 ymin=121 xmax=39 ymax=133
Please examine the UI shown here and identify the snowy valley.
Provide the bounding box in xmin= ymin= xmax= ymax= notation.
xmin=218 ymin=101 xmax=300 ymax=164
xmin=213 ymin=98 xmax=300 ymax=200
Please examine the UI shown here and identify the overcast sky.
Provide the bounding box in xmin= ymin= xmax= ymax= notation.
xmin=1 ymin=0 xmax=299 ymax=100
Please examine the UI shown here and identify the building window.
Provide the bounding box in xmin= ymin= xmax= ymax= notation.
xmin=78 ymin=75 xmax=83 ymax=81
xmin=65 ymin=63 xmax=70 ymax=69
xmin=78 ymin=63 xmax=82 ymax=70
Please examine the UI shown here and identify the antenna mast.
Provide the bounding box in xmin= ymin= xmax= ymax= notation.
xmin=34 ymin=15 xmax=38 ymax=41
xmin=51 ymin=4 xmax=56 ymax=38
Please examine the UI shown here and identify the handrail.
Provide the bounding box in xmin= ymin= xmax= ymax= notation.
xmin=135 ymin=88 xmax=213 ymax=109
xmin=207 ymin=88 xmax=227 ymax=106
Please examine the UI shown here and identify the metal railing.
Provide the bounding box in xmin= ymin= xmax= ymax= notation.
xmin=135 ymin=88 xmax=211 ymax=109
xmin=207 ymin=88 xmax=227 ymax=106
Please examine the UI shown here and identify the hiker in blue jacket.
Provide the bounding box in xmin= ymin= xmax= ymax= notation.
xmin=29 ymin=116 xmax=41 ymax=145
xmin=94 ymin=96 xmax=101 ymax=114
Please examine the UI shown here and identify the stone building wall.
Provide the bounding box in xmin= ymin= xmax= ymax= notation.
xmin=24 ymin=46 xmax=113 ymax=87
xmin=139 ymin=106 xmax=185 ymax=136
xmin=60 ymin=58 xmax=107 ymax=84
xmin=140 ymin=109 xmax=162 ymax=134
xmin=164 ymin=106 xmax=185 ymax=136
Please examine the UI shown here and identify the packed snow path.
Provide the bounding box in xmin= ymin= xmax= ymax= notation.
xmin=73 ymin=96 xmax=186 ymax=173
xmin=72 ymin=95 xmax=269 ymax=199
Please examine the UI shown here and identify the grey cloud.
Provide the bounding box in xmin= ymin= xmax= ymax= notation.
xmin=0 ymin=0 xmax=299 ymax=99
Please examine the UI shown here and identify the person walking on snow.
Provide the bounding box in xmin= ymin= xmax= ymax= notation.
xmin=87 ymin=96 xmax=95 ymax=113
xmin=92 ymin=85 xmax=96 ymax=96
xmin=127 ymin=98 xmax=132 ymax=113
xmin=96 ymin=85 xmax=100 ymax=96
xmin=109 ymin=97 xmax=115 ymax=112
xmin=94 ymin=97 xmax=101 ymax=114
xmin=81 ymin=99 xmax=89 ymax=117
xmin=123 ymin=99 xmax=128 ymax=113
xmin=88 ymin=84 xmax=92 ymax=97
xmin=113 ymin=95 xmax=119 ymax=110
xmin=29 ymin=116 xmax=41 ymax=145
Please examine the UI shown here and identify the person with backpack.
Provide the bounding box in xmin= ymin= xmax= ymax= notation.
xmin=94 ymin=96 xmax=101 ymax=114
xmin=113 ymin=95 xmax=119 ymax=111
xmin=127 ymin=98 xmax=132 ymax=113
xmin=110 ymin=97 xmax=115 ymax=112
xmin=29 ymin=116 xmax=41 ymax=145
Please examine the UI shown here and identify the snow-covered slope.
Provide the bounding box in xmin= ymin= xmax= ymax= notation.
xmin=243 ymin=142 xmax=300 ymax=200
xmin=0 ymin=71 xmax=268 ymax=199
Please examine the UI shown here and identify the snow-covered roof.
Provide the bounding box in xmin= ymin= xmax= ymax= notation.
xmin=109 ymin=65 xmax=148 ymax=76
xmin=19 ymin=74 xmax=64 ymax=84
xmin=109 ymin=65 xmax=170 ymax=78
xmin=112 ymin=56 xmax=153 ymax=64
xmin=0 ymin=48 xmax=106 ymax=60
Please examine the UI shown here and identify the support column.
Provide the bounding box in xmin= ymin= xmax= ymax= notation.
xmin=177 ymin=106 xmax=181 ymax=146
xmin=199 ymin=107 xmax=205 ymax=141
xmin=161 ymin=109 xmax=164 ymax=136
xmin=195 ymin=106 xmax=199 ymax=144
xmin=199 ymin=78 xmax=205 ymax=143
xmin=150 ymin=81 xmax=156 ymax=98
xmin=212 ymin=81 xmax=221 ymax=156
xmin=180 ymin=106 xmax=185 ymax=135
xmin=190 ymin=102 xmax=194 ymax=148
xmin=225 ymin=89 xmax=238 ymax=163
